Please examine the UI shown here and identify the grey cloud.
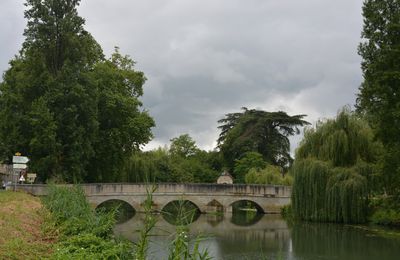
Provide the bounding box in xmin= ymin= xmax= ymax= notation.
xmin=1 ymin=0 xmax=364 ymax=151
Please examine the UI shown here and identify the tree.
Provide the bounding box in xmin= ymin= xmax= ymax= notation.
xmin=123 ymin=147 xmax=220 ymax=183
xmin=217 ymin=108 xmax=309 ymax=171
xmin=87 ymin=48 xmax=154 ymax=182
xmin=245 ymin=165 xmax=292 ymax=185
xmin=169 ymin=134 xmax=199 ymax=158
xmin=357 ymin=0 xmax=400 ymax=197
xmin=233 ymin=152 xmax=266 ymax=183
xmin=291 ymin=109 xmax=381 ymax=223
xmin=0 ymin=0 xmax=154 ymax=182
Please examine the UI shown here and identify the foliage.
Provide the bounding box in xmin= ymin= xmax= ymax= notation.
xmin=0 ymin=0 xmax=154 ymax=183
xmin=42 ymin=185 xmax=133 ymax=259
xmin=371 ymin=209 xmax=400 ymax=226
xmin=357 ymin=0 xmax=400 ymax=198
xmin=170 ymin=134 xmax=200 ymax=158
xmin=292 ymin=109 xmax=380 ymax=223
xmin=168 ymin=226 xmax=211 ymax=260
xmin=245 ymin=165 xmax=292 ymax=185
xmin=43 ymin=185 xmax=212 ymax=259
xmin=369 ymin=196 xmax=400 ymax=226
xmin=52 ymin=233 xmax=133 ymax=259
xmin=280 ymin=204 xmax=293 ymax=221
xmin=87 ymin=48 xmax=154 ymax=182
xmin=234 ymin=152 xmax=266 ymax=183
xmin=217 ymin=107 xmax=309 ymax=171
xmin=133 ymin=185 xmax=157 ymax=260
xmin=123 ymin=136 xmax=221 ymax=183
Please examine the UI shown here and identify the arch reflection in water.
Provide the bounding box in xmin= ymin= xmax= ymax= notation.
xmin=114 ymin=214 xmax=291 ymax=260
xmin=96 ymin=199 xmax=135 ymax=224
xmin=230 ymin=200 xmax=264 ymax=226
xmin=161 ymin=200 xmax=201 ymax=225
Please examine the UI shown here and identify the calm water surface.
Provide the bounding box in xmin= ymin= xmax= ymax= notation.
xmin=114 ymin=213 xmax=400 ymax=260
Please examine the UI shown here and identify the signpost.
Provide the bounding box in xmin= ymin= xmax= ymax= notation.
xmin=13 ymin=156 xmax=29 ymax=164
xmin=13 ymin=164 xmax=28 ymax=169
xmin=12 ymin=153 xmax=30 ymax=190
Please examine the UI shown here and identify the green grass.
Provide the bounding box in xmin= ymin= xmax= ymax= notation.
xmin=0 ymin=191 xmax=53 ymax=259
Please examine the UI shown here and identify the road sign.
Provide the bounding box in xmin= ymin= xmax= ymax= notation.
xmin=13 ymin=164 xmax=28 ymax=169
xmin=13 ymin=156 xmax=29 ymax=164
xmin=27 ymin=173 xmax=36 ymax=178
xmin=27 ymin=173 xmax=36 ymax=184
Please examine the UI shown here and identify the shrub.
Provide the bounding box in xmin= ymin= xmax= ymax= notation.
xmin=42 ymin=185 xmax=133 ymax=259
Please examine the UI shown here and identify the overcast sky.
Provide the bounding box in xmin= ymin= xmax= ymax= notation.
xmin=0 ymin=0 xmax=364 ymax=151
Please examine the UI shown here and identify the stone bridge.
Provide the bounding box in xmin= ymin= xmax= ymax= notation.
xmin=15 ymin=183 xmax=291 ymax=214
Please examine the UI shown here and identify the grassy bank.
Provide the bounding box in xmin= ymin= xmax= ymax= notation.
xmin=0 ymin=186 xmax=211 ymax=259
xmin=0 ymin=191 xmax=54 ymax=259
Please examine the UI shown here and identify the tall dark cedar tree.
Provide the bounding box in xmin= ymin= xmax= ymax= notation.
xmin=0 ymin=0 xmax=154 ymax=182
xmin=357 ymin=0 xmax=400 ymax=196
xmin=217 ymin=108 xmax=309 ymax=173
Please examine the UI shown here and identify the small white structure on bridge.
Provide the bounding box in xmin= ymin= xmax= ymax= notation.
xmin=217 ymin=171 xmax=233 ymax=184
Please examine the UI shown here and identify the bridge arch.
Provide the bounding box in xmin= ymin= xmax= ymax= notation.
xmin=161 ymin=199 xmax=201 ymax=225
xmin=229 ymin=199 xmax=264 ymax=226
xmin=96 ymin=199 xmax=136 ymax=223
xmin=96 ymin=198 xmax=133 ymax=210
xmin=86 ymin=195 xmax=143 ymax=213
xmin=229 ymin=199 xmax=265 ymax=214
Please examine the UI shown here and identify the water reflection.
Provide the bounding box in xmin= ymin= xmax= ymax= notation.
xmin=114 ymin=213 xmax=400 ymax=260
xmin=230 ymin=210 xmax=263 ymax=226
xmin=161 ymin=200 xmax=201 ymax=225
xmin=96 ymin=199 xmax=135 ymax=224
xmin=292 ymin=222 xmax=400 ymax=260
xmin=230 ymin=200 xmax=264 ymax=226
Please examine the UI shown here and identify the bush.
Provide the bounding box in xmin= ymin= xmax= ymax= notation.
xmin=53 ymin=233 xmax=132 ymax=259
xmin=371 ymin=209 xmax=400 ymax=226
xmin=369 ymin=197 xmax=400 ymax=226
xmin=281 ymin=204 xmax=293 ymax=219
xmin=42 ymin=185 xmax=133 ymax=259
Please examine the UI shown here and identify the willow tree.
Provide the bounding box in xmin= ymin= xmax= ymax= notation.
xmin=292 ymin=109 xmax=381 ymax=223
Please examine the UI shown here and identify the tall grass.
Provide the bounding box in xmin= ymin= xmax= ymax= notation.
xmin=42 ymin=185 xmax=133 ymax=259
xmin=133 ymin=185 xmax=157 ymax=259
xmin=42 ymin=185 xmax=212 ymax=259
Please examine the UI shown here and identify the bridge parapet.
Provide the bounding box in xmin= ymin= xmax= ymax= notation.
xmin=15 ymin=183 xmax=290 ymax=197
xmin=79 ymin=183 xmax=291 ymax=197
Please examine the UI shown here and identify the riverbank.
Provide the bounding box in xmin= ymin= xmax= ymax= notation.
xmin=0 ymin=191 xmax=54 ymax=259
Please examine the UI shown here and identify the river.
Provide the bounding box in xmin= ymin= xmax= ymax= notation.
xmin=113 ymin=212 xmax=400 ymax=260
